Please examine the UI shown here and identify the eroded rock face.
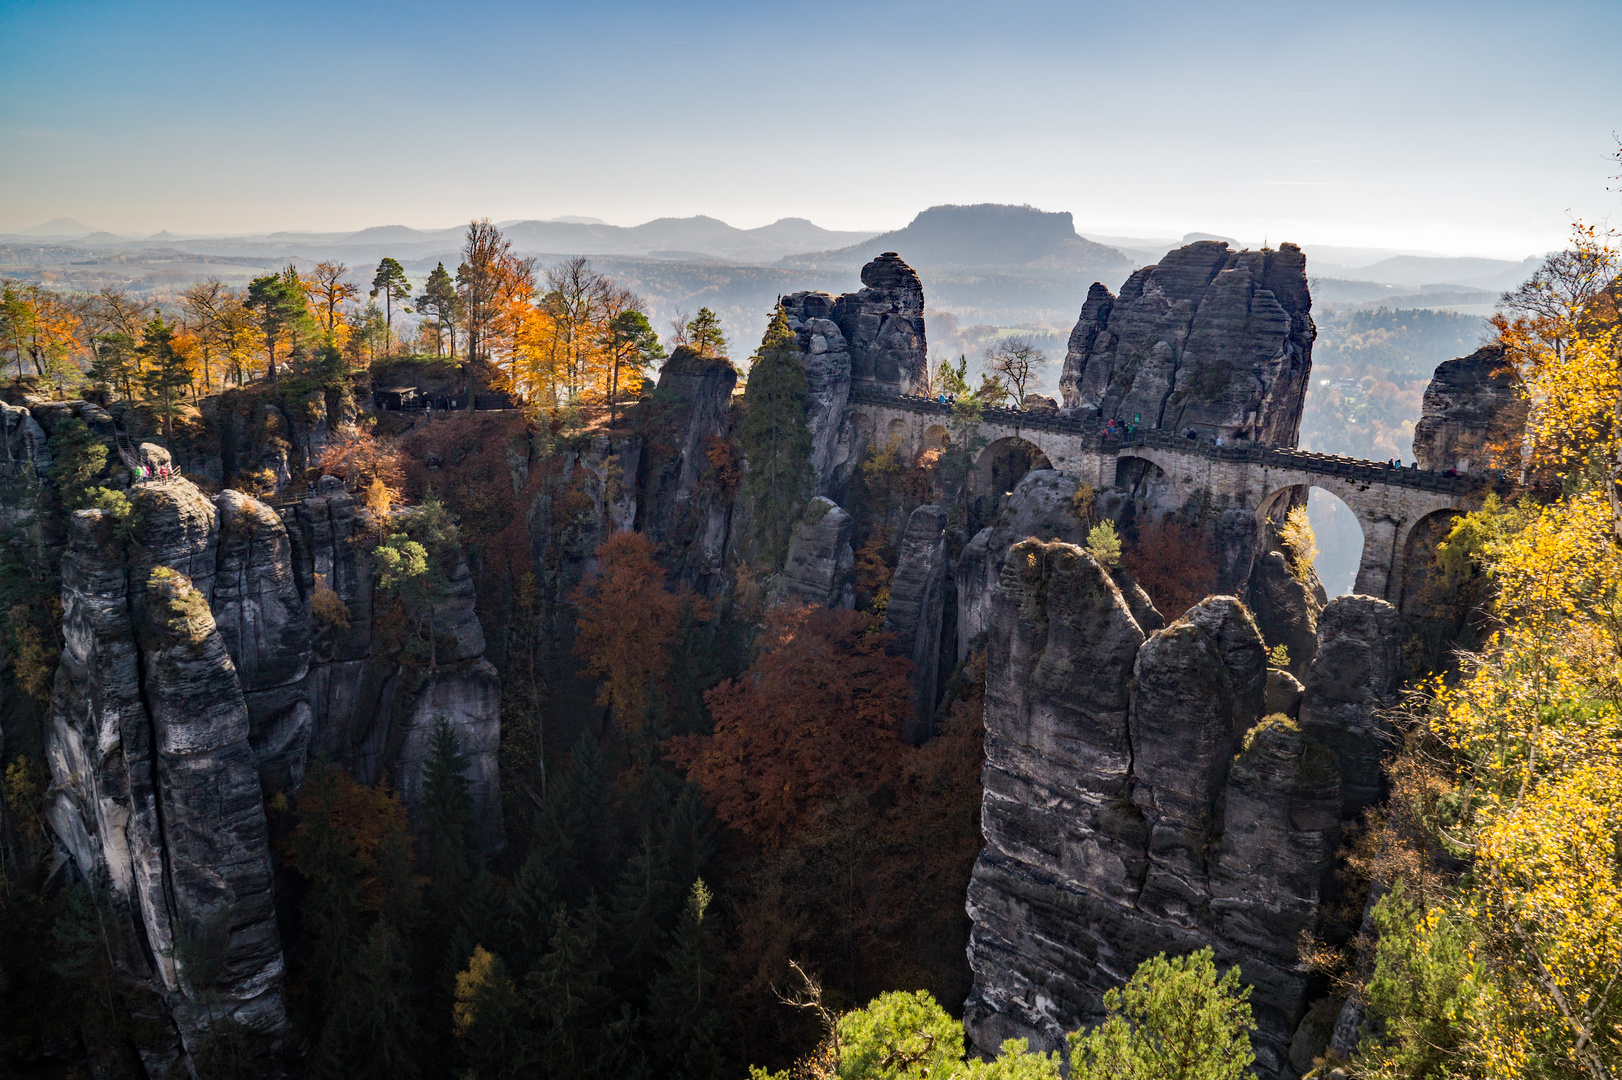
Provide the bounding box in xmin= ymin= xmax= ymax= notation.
xmin=955 ymin=470 xmax=1088 ymax=661
xmin=1412 ymin=345 xmax=1528 ymax=473
xmin=214 ymin=489 xmax=313 ymax=791
xmin=639 ymin=346 xmax=738 ymax=594
xmin=1247 ymin=550 xmax=1326 ymax=678
xmin=778 ymin=298 xmax=854 ymax=489
xmin=46 ymin=498 xmax=290 ymax=1072
xmin=882 ymin=503 xmax=949 ymax=741
xmin=783 ymin=254 xmax=928 ymax=401
xmin=44 ymin=471 xmax=510 ymax=1065
xmin=1299 ymin=595 xmax=1404 ymax=817
xmin=773 ymin=496 xmax=855 ymax=609
xmin=1059 ymin=242 xmax=1315 ymax=445
xmin=965 ymin=544 xmax=1340 ymax=1077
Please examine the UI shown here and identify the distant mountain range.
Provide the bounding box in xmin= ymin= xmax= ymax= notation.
xmin=4 ymin=215 xmax=879 ymax=266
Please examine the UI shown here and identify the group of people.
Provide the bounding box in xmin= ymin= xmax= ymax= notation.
xmin=1104 ymin=414 xmax=1142 ymax=440
xmin=133 ymin=462 xmax=172 ymax=482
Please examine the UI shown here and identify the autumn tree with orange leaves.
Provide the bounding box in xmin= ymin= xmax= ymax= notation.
xmin=666 ymin=603 xmax=913 ymax=848
xmin=572 ymin=531 xmax=713 ymax=731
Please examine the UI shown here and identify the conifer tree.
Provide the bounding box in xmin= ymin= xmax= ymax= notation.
xmin=421 ymin=717 xmax=477 ymax=926
xmin=648 ymin=879 xmax=730 ymax=1080
xmin=609 ymin=830 xmax=676 ymax=992
xmin=416 ymin=261 xmax=460 ymax=356
xmin=315 ymin=920 xmax=421 ymax=1080
xmin=137 ymin=315 xmax=190 ymax=440
xmin=736 ymin=306 xmax=813 ymax=566
xmin=371 ymin=257 xmax=411 ymax=349
xmin=524 ymin=901 xmax=615 ymax=1075
xmin=288 ymin=764 xmax=365 ymax=999
xmin=454 ymin=945 xmax=523 ymax=1080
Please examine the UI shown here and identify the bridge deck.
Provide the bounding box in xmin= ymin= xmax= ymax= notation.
xmin=847 ymin=386 xmax=1481 ymax=496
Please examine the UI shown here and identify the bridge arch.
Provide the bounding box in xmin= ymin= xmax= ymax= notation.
xmin=1396 ymin=508 xmax=1464 ymax=612
xmin=975 ymin=436 xmax=1053 ymax=498
xmin=1256 ymin=484 xmax=1366 ymax=597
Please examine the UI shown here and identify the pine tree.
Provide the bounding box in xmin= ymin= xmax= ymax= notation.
xmin=609 ymin=830 xmax=676 ymax=992
xmin=137 ymin=315 xmax=190 ymax=440
xmin=416 ymin=261 xmax=460 ymax=356
xmin=736 ymin=306 xmax=813 ymax=567
xmin=371 ymin=257 xmax=412 ymax=349
xmin=524 ymin=901 xmax=615 ymax=1077
xmin=421 ymin=717 xmax=477 ymax=925
xmin=647 ymin=879 xmax=730 ymax=1080
xmin=315 ymin=920 xmax=421 ymax=1080
xmin=288 ymin=764 xmax=364 ymax=1000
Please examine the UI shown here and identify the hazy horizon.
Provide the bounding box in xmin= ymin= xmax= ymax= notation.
xmin=4 ymin=0 xmax=1619 ymax=260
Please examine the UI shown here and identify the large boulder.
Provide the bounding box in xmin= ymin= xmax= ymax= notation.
xmin=1059 ymin=242 xmax=1315 ymax=445
xmin=1412 ymin=344 xmax=1528 ymax=474
xmin=773 ymin=496 xmax=855 ymax=609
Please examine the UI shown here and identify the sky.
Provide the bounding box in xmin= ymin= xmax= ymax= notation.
xmin=2 ymin=0 xmax=1619 ymax=258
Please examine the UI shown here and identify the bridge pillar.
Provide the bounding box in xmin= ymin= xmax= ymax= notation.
xmin=1352 ymin=512 xmax=1402 ymax=600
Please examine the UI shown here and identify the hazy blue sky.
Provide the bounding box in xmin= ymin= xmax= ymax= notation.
xmin=2 ymin=0 xmax=1618 ymax=256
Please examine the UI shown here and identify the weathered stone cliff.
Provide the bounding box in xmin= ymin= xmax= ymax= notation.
xmin=46 ymin=490 xmax=290 ymax=1075
xmin=1059 ymin=241 xmax=1315 ymax=445
xmin=637 ymin=345 xmax=739 ymax=594
xmin=1411 ymin=344 xmax=1527 ymax=474
xmin=882 ymin=503 xmax=949 ymax=741
xmin=964 ymin=539 xmax=1345 ymax=1077
xmin=36 ymin=460 xmax=506 ymax=1070
xmin=1298 ymin=595 xmax=1404 ymax=818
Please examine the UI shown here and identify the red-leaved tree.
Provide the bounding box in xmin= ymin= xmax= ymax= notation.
xmin=666 ymin=602 xmax=912 ymax=848
xmin=572 ymin=531 xmax=711 ymax=731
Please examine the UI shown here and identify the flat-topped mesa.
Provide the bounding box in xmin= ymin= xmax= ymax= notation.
xmin=1412 ymin=344 xmax=1528 ymax=474
xmin=1059 ymin=241 xmax=1315 ymax=446
xmin=781 ymin=251 xmax=928 ymax=398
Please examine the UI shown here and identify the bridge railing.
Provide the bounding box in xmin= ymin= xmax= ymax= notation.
xmin=845 ymin=386 xmax=1482 ymax=495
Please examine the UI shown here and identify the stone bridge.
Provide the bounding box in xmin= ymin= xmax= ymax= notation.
xmin=845 ymin=387 xmax=1482 ymax=604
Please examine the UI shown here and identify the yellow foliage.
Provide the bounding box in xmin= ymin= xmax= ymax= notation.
xmin=453 ymin=944 xmax=516 ymax=1039
xmin=1278 ymin=505 xmax=1319 ymax=582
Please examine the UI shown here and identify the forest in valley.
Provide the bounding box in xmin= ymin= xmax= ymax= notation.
xmin=2 ymin=201 xmax=1622 ymax=1080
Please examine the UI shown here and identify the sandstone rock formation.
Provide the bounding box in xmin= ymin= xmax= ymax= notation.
xmin=956 ymin=470 xmax=1089 ymax=661
xmin=1059 ymin=241 xmax=1315 ymax=445
xmin=1247 ymin=549 xmax=1327 ymax=678
xmin=41 ymin=468 xmax=508 ymax=1067
xmin=882 ymin=503 xmax=949 ymax=741
xmin=46 ymin=495 xmax=290 ymax=1072
xmin=773 ymin=496 xmax=855 ymax=609
xmin=777 ymin=299 xmax=853 ymax=488
xmin=780 ymin=252 xmax=928 ymax=403
xmin=0 ymin=398 xmax=50 ymax=537
xmin=214 ymin=489 xmax=313 ymax=792
xmin=638 ymin=345 xmax=738 ymax=594
xmin=965 ymin=539 xmax=1344 ymax=1076
xmin=1298 ymin=595 xmax=1404 ymax=817
xmin=1412 ymin=344 xmax=1528 ymax=474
